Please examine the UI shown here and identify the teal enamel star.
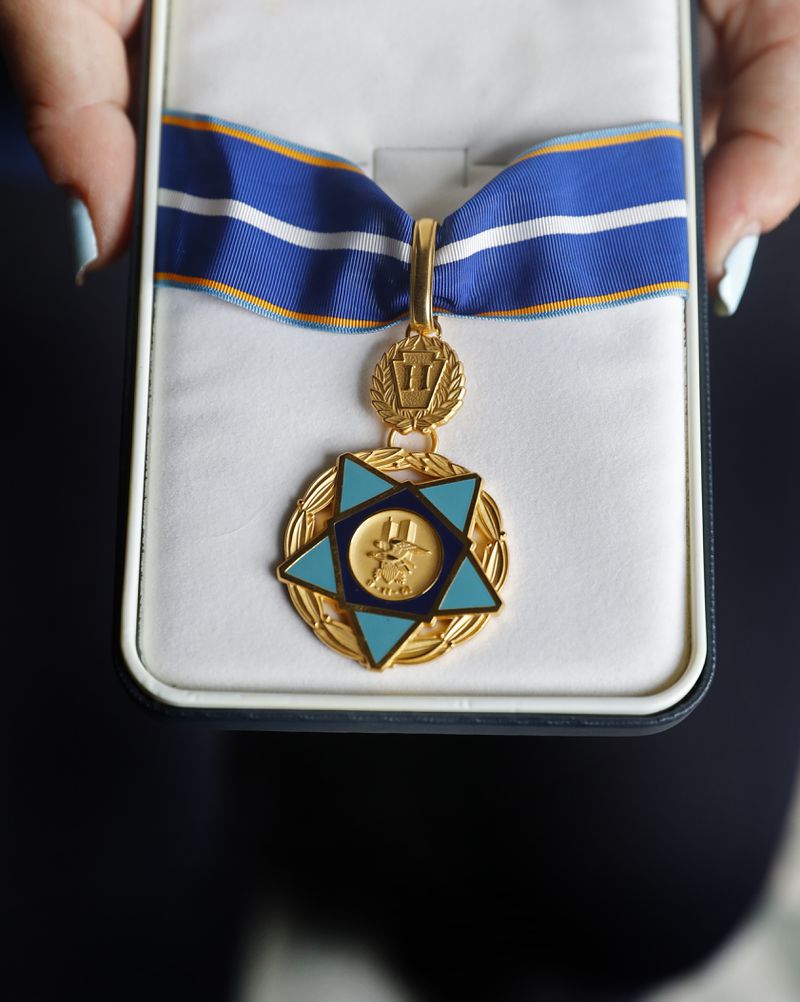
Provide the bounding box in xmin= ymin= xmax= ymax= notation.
xmin=278 ymin=453 xmax=505 ymax=670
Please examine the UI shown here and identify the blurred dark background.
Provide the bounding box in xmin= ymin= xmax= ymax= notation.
xmin=5 ymin=58 xmax=799 ymax=1002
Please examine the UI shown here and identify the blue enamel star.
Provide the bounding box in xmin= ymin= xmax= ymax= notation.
xmin=277 ymin=454 xmax=502 ymax=669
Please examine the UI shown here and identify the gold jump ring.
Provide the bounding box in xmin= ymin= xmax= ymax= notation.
xmin=386 ymin=427 xmax=439 ymax=453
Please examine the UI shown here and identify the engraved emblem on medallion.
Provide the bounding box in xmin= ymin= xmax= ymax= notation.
xmin=366 ymin=515 xmax=428 ymax=595
xmin=348 ymin=508 xmax=443 ymax=600
xmin=391 ymin=349 xmax=445 ymax=409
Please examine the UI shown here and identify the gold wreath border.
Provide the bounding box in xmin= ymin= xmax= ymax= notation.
xmin=282 ymin=448 xmax=508 ymax=670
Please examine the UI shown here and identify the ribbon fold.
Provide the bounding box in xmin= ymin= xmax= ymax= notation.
xmin=155 ymin=111 xmax=689 ymax=331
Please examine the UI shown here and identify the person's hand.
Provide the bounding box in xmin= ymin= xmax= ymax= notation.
xmin=0 ymin=0 xmax=143 ymax=282
xmin=700 ymin=0 xmax=800 ymax=313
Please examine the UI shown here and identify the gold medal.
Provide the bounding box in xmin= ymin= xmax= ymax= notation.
xmin=277 ymin=219 xmax=508 ymax=670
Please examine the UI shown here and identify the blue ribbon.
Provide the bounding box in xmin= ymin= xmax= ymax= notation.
xmin=155 ymin=111 xmax=689 ymax=331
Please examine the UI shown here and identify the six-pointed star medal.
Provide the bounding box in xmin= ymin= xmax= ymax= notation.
xmin=277 ymin=454 xmax=502 ymax=669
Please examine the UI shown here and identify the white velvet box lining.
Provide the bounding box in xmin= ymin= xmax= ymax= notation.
xmin=122 ymin=0 xmax=706 ymax=712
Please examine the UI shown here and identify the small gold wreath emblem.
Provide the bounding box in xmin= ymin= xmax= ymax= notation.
xmin=370 ymin=331 xmax=466 ymax=434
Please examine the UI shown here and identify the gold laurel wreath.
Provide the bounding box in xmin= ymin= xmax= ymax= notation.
xmin=282 ymin=448 xmax=508 ymax=670
xmin=370 ymin=334 xmax=466 ymax=434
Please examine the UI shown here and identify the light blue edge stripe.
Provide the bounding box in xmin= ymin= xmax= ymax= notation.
xmin=153 ymin=278 xmax=403 ymax=333
xmin=513 ymin=120 xmax=683 ymax=160
xmin=154 ymin=278 xmax=687 ymax=333
xmin=162 ymin=107 xmax=363 ymax=171
xmin=163 ymin=109 xmax=682 ymax=175
xmin=464 ymin=284 xmax=689 ymax=323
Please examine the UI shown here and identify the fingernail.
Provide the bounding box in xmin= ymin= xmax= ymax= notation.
xmin=67 ymin=196 xmax=98 ymax=286
xmin=714 ymin=232 xmax=759 ymax=317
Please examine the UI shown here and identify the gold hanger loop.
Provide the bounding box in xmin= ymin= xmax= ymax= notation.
xmin=386 ymin=427 xmax=439 ymax=454
xmin=408 ymin=218 xmax=439 ymax=335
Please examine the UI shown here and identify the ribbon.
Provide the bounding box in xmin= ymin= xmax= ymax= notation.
xmin=155 ymin=111 xmax=689 ymax=332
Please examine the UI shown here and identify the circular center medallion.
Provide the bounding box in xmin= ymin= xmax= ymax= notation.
xmin=348 ymin=508 xmax=443 ymax=601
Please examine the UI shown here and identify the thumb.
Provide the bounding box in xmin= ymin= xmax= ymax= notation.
xmin=0 ymin=0 xmax=142 ymax=277
xmin=703 ymin=2 xmax=800 ymax=285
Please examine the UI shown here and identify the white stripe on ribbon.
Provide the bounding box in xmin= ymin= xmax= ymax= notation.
xmin=157 ymin=188 xmax=412 ymax=263
xmin=435 ymin=200 xmax=688 ymax=265
xmin=157 ymin=188 xmax=687 ymax=266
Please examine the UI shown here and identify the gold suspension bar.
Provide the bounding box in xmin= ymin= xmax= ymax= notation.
xmin=408 ymin=218 xmax=439 ymax=334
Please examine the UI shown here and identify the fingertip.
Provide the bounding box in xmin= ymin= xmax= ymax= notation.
xmin=80 ymin=108 xmax=137 ymax=266
xmin=703 ymin=143 xmax=754 ymax=281
xmin=31 ymin=102 xmax=136 ymax=270
xmin=703 ymin=134 xmax=798 ymax=281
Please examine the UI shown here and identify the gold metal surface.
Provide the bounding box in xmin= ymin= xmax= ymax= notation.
xmin=277 ymin=218 xmax=507 ymax=672
xmin=348 ymin=508 xmax=443 ymax=600
xmin=282 ymin=448 xmax=508 ymax=670
xmin=371 ymin=332 xmax=464 ymax=435
xmin=386 ymin=426 xmax=439 ymax=452
xmin=409 ymin=218 xmax=438 ymax=334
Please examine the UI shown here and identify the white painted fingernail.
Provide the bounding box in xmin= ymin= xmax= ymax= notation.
xmin=714 ymin=233 xmax=759 ymax=317
xmin=67 ymin=196 xmax=98 ymax=286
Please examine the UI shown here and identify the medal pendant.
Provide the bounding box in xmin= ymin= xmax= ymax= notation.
xmin=277 ymin=220 xmax=508 ymax=671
